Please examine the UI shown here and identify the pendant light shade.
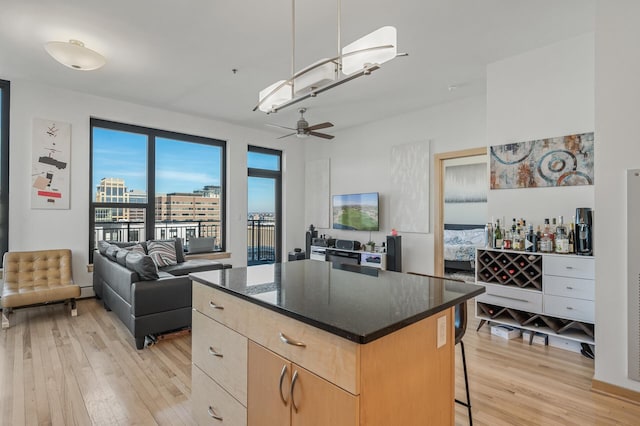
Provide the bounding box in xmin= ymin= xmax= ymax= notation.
xmin=44 ymin=39 xmax=106 ymax=71
xmin=341 ymin=26 xmax=397 ymax=75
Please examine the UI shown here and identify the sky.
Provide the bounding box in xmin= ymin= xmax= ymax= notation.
xmin=93 ymin=127 xmax=279 ymax=213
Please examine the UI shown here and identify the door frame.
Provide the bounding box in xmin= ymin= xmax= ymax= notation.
xmin=433 ymin=147 xmax=487 ymax=276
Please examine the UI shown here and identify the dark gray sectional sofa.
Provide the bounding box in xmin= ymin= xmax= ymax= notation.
xmin=93 ymin=239 xmax=224 ymax=349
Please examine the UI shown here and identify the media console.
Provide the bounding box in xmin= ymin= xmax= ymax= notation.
xmin=309 ymin=245 xmax=387 ymax=270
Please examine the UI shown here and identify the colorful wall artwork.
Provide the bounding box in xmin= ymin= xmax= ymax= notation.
xmin=31 ymin=118 xmax=71 ymax=209
xmin=490 ymin=132 xmax=594 ymax=189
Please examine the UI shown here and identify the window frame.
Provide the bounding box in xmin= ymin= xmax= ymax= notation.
xmin=0 ymin=79 xmax=10 ymax=262
xmin=247 ymin=145 xmax=282 ymax=263
xmin=89 ymin=118 xmax=226 ymax=261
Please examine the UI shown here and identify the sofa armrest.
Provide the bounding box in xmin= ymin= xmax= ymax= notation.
xmin=131 ymin=275 xmax=192 ymax=317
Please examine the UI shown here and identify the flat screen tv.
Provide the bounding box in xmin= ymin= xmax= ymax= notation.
xmin=332 ymin=192 xmax=379 ymax=231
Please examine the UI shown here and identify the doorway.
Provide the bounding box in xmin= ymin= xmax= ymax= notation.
xmin=247 ymin=146 xmax=282 ymax=265
xmin=433 ymin=147 xmax=487 ymax=277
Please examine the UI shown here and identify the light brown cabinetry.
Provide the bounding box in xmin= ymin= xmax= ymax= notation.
xmin=192 ymin=281 xmax=455 ymax=426
xmin=248 ymin=341 xmax=358 ymax=426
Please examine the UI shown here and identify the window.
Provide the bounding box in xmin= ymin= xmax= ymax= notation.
xmin=90 ymin=119 xmax=226 ymax=260
xmin=0 ymin=80 xmax=9 ymax=263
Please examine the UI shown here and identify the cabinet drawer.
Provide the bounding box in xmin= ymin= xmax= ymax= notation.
xmin=544 ymin=295 xmax=594 ymax=323
xmin=544 ymin=275 xmax=595 ymax=301
xmin=544 ymin=255 xmax=594 ymax=279
xmin=245 ymin=303 xmax=359 ymax=396
xmin=192 ymin=365 xmax=247 ymax=426
xmin=476 ymin=284 xmax=542 ymax=312
xmin=192 ymin=310 xmax=248 ymax=406
xmin=193 ymin=282 xmax=249 ymax=335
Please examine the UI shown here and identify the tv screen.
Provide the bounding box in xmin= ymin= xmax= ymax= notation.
xmin=332 ymin=192 xmax=379 ymax=231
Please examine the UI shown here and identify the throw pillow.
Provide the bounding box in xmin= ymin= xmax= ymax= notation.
xmin=105 ymin=245 xmax=120 ymax=262
xmin=115 ymin=248 xmax=129 ymax=266
xmin=147 ymin=240 xmax=178 ymax=268
xmin=97 ymin=240 xmax=112 ymax=255
xmin=125 ymin=243 xmax=146 ymax=255
xmin=124 ymin=252 xmax=159 ymax=280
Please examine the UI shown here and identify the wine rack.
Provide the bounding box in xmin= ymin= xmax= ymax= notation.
xmin=476 ymin=249 xmax=542 ymax=290
xmin=477 ymin=301 xmax=594 ymax=340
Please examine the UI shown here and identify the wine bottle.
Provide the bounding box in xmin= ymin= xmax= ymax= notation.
xmin=494 ymin=219 xmax=503 ymax=249
xmin=525 ymin=224 xmax=538 ymax=252
xmin=568 ymin=222 xmax=576 ymax=253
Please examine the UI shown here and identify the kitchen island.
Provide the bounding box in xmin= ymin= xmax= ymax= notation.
xmin=190 ymin=260 xmax=484 ymax=426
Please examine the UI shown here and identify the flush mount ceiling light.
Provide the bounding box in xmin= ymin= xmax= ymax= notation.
xmin=254 ymin=0 xmax=406 ymax=113
xmin=44 ymin=39 xmax=106 ymax=71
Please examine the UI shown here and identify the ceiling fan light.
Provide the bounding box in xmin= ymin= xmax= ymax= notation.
xmin=341 ymin=26 xmax=397 ymax=75
xmin=294 ymin=59 xmax=336 ymax=95
xmin=296 ymin=132 xmax=309 ymax=138
xmin=44 ymin=39 xmax=106 ymax=71
xmin=258 ymin=80 xmax=293 ymax=112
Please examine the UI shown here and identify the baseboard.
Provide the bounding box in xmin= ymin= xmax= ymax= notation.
xmin=592 ymin=379 xmax=640 ymax=405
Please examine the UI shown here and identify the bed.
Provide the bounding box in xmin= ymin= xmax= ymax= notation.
xmin=443 ymin=224 xmax=485 ymax=272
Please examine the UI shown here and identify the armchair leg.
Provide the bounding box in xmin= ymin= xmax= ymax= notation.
xmin=2 ymin=309 xmax=11 ymax=329
xmin=70 ymin=299 xmax=78 ymax=317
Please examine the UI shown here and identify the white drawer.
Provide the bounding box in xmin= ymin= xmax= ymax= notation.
xmin=544 ymin=255 xmax=594 ymax=279
xmin=476 ymin=284 xmax=542 ymax=313
xmin=192 ymin=365 xmax=247 ymax=426
xmin=544 ymin=276 xmax=595 ymax=301
xmin=192 ymin=310 xmax=248 ymax=406
xmin=544 ymin=295 xmax=595 ymax=323
xmin=193 ymin=282 xmax=250 ymax=335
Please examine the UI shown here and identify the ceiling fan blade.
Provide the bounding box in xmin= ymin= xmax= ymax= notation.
xmin=309 ymin=131 xmax=335 ymax=140
xmin=266 ymin=123 xmax=297 ymax=131
xmin=307 ymin=122 xmax=334 ymax=131
xmin=277 ymin=132 xmax=296 ymax=139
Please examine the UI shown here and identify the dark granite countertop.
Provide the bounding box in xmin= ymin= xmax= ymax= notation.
xmin=190 ymin=260 xmax=485 ymax=344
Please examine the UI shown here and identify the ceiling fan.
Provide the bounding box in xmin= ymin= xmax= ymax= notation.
xmin=267 ymin=108 xmax=334 ymax=140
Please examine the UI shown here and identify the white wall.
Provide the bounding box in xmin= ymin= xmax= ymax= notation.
xmin=8 ymin=79 xmax=306 ymax=295
xmin=305 ymin=95 xmax=487 ymax=275
xmin=487 ymin=33 xmax=595 ymax=227
xmin=593 ymin=0 xmax=640 ymax=392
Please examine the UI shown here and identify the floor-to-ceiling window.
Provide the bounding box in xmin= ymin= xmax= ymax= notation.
xmin=90 ymin=118 xmax=226 ymax=261
xmin=0 ymin=80 xmax=10 ymax=263
xmin=247 ymin=146 xmax=281 ymax=265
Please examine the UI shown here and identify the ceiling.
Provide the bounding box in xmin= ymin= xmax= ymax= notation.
xmin=0 ymin=0 xmax=595 ymax=135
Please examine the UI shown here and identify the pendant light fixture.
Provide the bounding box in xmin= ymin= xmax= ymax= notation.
xmin=44 ymin=39 xmax=106 ymax=71
xmin=254 ymin=0 xmax=405 ymax=113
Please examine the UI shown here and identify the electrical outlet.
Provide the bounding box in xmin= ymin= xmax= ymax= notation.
xmin=437 ymin=315 xmax=447 ymax=348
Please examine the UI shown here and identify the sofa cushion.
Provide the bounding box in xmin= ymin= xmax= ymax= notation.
xmin=147 ymin=240 xmax=178 ymax=268
xmin=160 ymin=258 xmax=223 ymax=276
xmin=125 ymin=252 xmax=159 ymax=280
xmin=115 ymin=248 xmax=129 ymax=266
xmin=125 ymin=243 xmax=146 ymax=255
xmin=98 ymin=240 xmax=112 ymax=255
xmin=144 ymin=239 xmax=185 ymax=263
xmin=105 ymin=245 xmax=120 ymax=262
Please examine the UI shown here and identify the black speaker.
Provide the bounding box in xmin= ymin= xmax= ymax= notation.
xmin=336 ymin=239 xmax=361 ymax=250
xmin=386 ymin=235 xmax=402 ymax=272
xmin=305 ymin=231 xmax=313 ymax=259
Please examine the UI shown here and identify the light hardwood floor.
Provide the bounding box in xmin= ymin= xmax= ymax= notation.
xmin=1 ymin=298 xmax=638 ymax=425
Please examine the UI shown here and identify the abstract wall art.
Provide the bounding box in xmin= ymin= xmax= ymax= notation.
xmin=31 ymin=118 xmax=71 ymax=209
xmin=390 ymin=140 xmax=429 ymax=233
xmin=490 ymin=132 xmax=594 ymax=189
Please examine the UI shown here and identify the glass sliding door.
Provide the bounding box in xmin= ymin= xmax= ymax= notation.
xmin=247 ymin=147 xmax=281 ymax=265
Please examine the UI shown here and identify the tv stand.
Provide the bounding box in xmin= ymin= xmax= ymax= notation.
xmin=309 ymin=245 xmax=386 ymax=269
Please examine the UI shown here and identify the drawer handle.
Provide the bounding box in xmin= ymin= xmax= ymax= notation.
xmin=279 ymin=332 xmax=306 ymax=347
xmin=565 ymin=266 xmax=574 ymax=270
xmin=291 ymin=370 xmax=300 ymax=413
xmin=209 ymin=301 xmax=224 ymax=310
xmin=566 ymin=286 xmax=574 ymax=290
xmin=487 ymin=294 xmax=530 ymax=304
xmin=566 ymin=306 xmax=574 ymax=310
xmin=208 ymin=406 xmax=223 ymax=421
xmin=208 ymin=346 xmax=224 ymax=358
xmin=279 ymin=365 xmax=289 ymax=405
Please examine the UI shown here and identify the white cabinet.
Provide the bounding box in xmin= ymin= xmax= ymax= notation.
xmin=475 ymin=249 xmax=595 ymax=344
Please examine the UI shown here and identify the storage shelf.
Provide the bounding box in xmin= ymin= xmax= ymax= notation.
xmin=477 ymin=249 xmax=542 ymax=290
xmin=476 ymin=301 xmax=594 ymax=344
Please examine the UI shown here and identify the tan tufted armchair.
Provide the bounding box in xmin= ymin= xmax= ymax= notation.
xmin=1 ymin=249 xmax=80 ymax=329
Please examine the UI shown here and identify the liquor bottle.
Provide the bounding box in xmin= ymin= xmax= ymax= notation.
xmin=503 ymin=228 xmax=512 ymax=250
xmin=568 ymin=222 xmax=576 ymax=253
xmin=485 ymin=223 xmax=493 ymax=248
xmin=512 ymin=218 xmax=517 ymax=235
xmin=525 ymin=224 xmax=538 ymax=252
xmin=513 ymin=227 xmax=522 ymax=251
xmin=555 ymin=215 xmax=569 ymax=254
xmin=540 ymin=219 xmax=552 ymax=253
xmin=550 ymin=217 xmax=557 ymax=251
xmin=536 ymin=225 xmax=542 ymax=251
xmin=494 ymin=219 xmax=503 ymax=249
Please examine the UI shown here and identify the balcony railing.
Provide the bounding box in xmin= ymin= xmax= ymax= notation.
xmin=94 ymin=220 xmax=221 ymax=249
xmin=247 ymin=219 xmax=276 ymax=265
